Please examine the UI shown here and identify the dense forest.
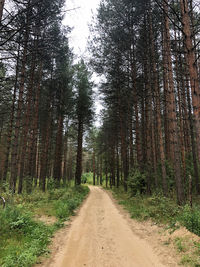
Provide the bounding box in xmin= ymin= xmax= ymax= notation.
xmin=0 ymin=0 xmax=94 ymax=194
xmin=89 ymin=0 xmax=200 ymax=205
xmin=0 ymin=0 xmax=200 ymax=266
xmin=0 ymin=0 xmax=200 ymax=202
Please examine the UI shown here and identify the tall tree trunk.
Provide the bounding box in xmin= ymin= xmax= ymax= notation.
xmin=18 ymin=47 xmax=36 ymax=194
xmin=100 ymin=156 xmax=103 ymax=185
xmin=75 ymin=119 xmax=83 ymax=185
xmin=53 ymin=113 xmax=64 ymax=186
xmin=111 ymin=145 xmax=115 ymax=186
xmin=145 ymin=63 xmax=153 ymax=193
xmin=63 ymin=131 xmax=68 ymax=185
xmin=186 ymin=75 xmax=200 ymax=193
xmin=93 ymin=150 xmax=95 ymax=185
xmin=10 ymin=23 xmax=29 ymax=193
xmin=3 ymin=45 xmax=20 ymax=181
xmin=162 ymin=24 xmax=171 ymax=160
xmin=105 ymin=159 xmax=108 ymax=188
xmin=116 ymin=144 xmax=120 ymax=188
xmin=39 ymin=104 xmax=51 ymax=191
xmin=149 ymin=11 xmax=168 ymax=194
xmin=180 ymin=0 xmax=200 ymax=162
xmin=28 ymin=63 xmax=43 ymax=183
xmin=129 ymin=113 xmax=134 ymax=169
xmin=163 ymin=0 xmax=184 ymax=204
xmin=0 ymin=0 xmax=5 ymax=22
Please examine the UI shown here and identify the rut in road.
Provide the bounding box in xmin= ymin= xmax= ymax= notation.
xmin=44 ymin=186 xmax=176 ymax=267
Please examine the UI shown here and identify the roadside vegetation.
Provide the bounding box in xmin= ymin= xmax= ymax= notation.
xmin=106 ymin=168 xmax=200 ymax=267
xmin=0 ymin=184 xmax=89 ymax=267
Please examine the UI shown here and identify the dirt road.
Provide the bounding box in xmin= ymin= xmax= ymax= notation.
xmin=41 ymin=186 xmax=180 ymax=267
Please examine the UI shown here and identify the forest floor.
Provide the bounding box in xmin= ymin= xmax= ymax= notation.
xmin=37 ymin=186 xmax=184 ymax=267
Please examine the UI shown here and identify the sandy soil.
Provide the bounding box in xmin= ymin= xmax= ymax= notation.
xmin=37 ymin=186 xmax=182 ymax=267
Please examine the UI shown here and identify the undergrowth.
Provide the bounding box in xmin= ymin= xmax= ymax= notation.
xmin=111 ymin=186 xmax=200 ymax=235
xmin=0 ymin=185 xmax=89 ymax=267
xmin=110 ymin=186 xmax=200 ymax=267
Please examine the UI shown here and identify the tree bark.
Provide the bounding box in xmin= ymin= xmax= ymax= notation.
xmin=93 ymin=150 xmax=96 ymax=185
xmin=53 ymin=113 xmax=64 ymax=186
xmin=180 ymin=0 xmax=200 ymax=162
xmin=75 ymin=119 xmax=83 ymax=185
xmin=163 ymin=0 xmax=184 ymax=204
xmin=0 ymin=0 xmax=5 ymax=22
xmin=149 ymin=11 xmax=168 ymax=195
xmin=10 ymin=22 xmax=29 ymax=193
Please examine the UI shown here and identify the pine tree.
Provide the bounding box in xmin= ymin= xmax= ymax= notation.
xmin=74 ymin=60 xmax=93 ymax=185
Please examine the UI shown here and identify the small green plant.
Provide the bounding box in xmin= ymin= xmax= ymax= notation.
xmin=174 ymin=237 xmax=186 ymax=252
xmin=180 ymin=255 xmax=192 ymax=265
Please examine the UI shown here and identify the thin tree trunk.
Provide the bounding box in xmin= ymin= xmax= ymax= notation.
xmin=75 ymin=119 xmax=83 ymax=185
xmin=39 ymin=104 xmax=52 ymax=191
xmin=116 ymin=145 xmax=120 ymax=188
xmin=99 ymin=156 xmax=102 ymax=185
xmin=129 ymin=114 xmax=134 ymax=169
xmin=63 ymin=131 xmax=68 ymax=185
xmin=28 ymin=62 xmax=43 ymax=184
xmin=180 ymin=0 xmax=200 ymax=162
xmin=3 ymin=45 xmax=20 ymax=181
xmin=163 ymin=0 xmax=184 ymax=204
xmin=149 ymin=11 xmax=168 ymax=194
xmin=93 ymin=150 xmax=95 ymax=185
xmin=10 ymin=23 xmax=29 ymax=193
xmin=18 ymin=48 xmax=37 ymax=194
xmin=0 ymin=0 xmax=5 ymax=22
xmin=186 ymin=75 xmax=200 ymax=193
xmin=53 ymin=113 xmax=64 ymax=186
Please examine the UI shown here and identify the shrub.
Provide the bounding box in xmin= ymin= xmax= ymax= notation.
xmin=179 ymin=205 xmax=200 ymax=236
xmin=127 ymin=168 xmax=146 ymax=196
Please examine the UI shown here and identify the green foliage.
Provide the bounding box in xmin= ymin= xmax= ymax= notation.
xmin=54 ymin=186 xmax=89 ymax=220
xmin=74 ymin=60 xmax=94 ymax=125
xmin=179 ymin=205 xmax=200 ymax=236
xmin=0 ymin=186 xmax=89 ymax=267
xmin=0 ymin=206 xmax=55 ymax=267
xmin=174 ymin=237 xmax=186 ymax=252
xmin=127 ymin=168 xmax=146 ymax=196
xmin=81 ymin=172 xmax=93 ymax=184
xmin=111 ymin=187 xmax=200 ymax=237
xmin=115 ymin=191 xmax=180 ymax=224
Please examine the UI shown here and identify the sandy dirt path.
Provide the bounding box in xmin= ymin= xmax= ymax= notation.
xmin=40 ymin=186 xmax=180 ymax=267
